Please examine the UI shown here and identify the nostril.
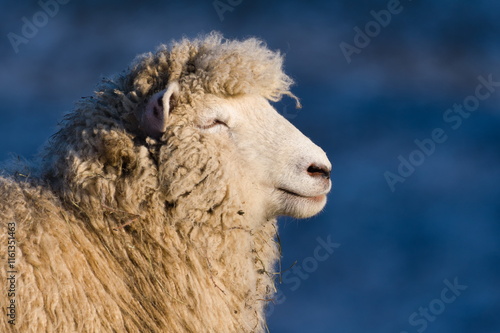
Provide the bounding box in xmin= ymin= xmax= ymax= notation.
xmin=307 ymin=163 xmax=331 ymax=180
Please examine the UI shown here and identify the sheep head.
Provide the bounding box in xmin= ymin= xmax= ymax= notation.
xmin=126 ymin=32 xmax=332 ymax=222
xmin=141 ymin=83 xmax=331 ymax=220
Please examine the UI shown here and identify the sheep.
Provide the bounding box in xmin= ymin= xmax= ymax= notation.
xmin=0 ymin=32 xmax=331 ymax=333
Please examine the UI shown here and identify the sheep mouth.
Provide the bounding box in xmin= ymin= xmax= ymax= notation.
xmin=277 ymin=188 xmax=326 ymax=202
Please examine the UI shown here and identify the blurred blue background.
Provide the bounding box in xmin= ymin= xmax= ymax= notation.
xmin=1 ymin=1 xmax=499 ymax=332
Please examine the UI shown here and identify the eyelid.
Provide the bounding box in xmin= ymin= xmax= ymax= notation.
xmin=199 ymin=119 xmax=227 ymax=130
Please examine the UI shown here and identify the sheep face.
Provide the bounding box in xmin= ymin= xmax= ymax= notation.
xmin=146 ymin=88 xmax=331 ymax=220
xmin=194 ymin=94 xmax=332 ymax=219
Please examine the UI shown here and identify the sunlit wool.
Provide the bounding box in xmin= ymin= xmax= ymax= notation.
xmin=0 ymin=32 xmax=330 ymax=332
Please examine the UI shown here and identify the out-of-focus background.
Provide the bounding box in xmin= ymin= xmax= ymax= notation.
xmin=1 ymin=1 xmax=499 ymax=332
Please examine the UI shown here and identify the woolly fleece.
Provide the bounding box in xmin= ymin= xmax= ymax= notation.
xmin=0 ymin=32 xmax=316 ymax=332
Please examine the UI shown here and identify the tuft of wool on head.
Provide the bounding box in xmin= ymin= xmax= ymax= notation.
xmin=128 ymin=31 xmax=300 ymax=108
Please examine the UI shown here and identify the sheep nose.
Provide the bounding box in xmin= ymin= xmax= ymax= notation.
xmin=307 ymin=163 xmax=331 ymax=180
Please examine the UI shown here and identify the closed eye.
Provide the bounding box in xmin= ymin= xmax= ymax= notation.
xmin=199 ymin=119 xmax=227 ymax=130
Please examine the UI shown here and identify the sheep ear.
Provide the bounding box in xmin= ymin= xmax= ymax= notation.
xmin=141 ymin=81 xmax=179 ymax=138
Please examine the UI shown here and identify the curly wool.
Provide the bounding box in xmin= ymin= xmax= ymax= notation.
xmin=0 ymin=32 xmax=295 ymax=332
xmin=131 ymin=32 xmax=299 ymax=105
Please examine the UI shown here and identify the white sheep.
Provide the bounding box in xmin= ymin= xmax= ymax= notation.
xmin=0 ymin=32 xmax=331 ymax=332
